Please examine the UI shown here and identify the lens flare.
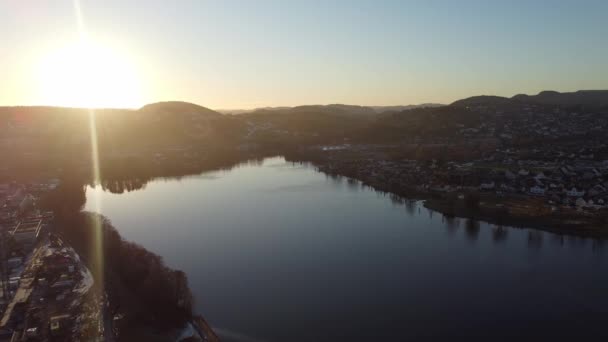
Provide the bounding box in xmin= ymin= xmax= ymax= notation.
xmin=73 ymin=0 xmax=106 ymax=334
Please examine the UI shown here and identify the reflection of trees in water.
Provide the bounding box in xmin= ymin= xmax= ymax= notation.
xmin=346 ymin=178 xmax=360 ymax=192
xmin=465 ymin=218 xmax=480 ymax=241
xmin=444 ymin=215 xmax=458 ymax=235
xmin=326 ymin=173 xmax=343 ymax=186
xmin=404 ymin=200 xmax=416 ymax=216
xmin=549 ymin=233 xmax=598 ymax=251
xmin=527 ymin=231 xmax=543 ymax=250
xmin=592 ymin=239 xmax=604 ymax=252
xmin=551 ymin=234 xmax=565 ymax=247
xmin=492 ymin=225 xmax=508 ymax=243
xmin=390 ymin=193 xmax=405 ymax=206
xmin=550 ymin=233 xmax=602 ymax=251
xmin=88 ymin=150 xmax=264 ymax=195
xmin=566 ymin=235 xmax=587 ymax=249
xmin=100 ymin=179 xmax=147 ymax=194
xmin=248 ymin=157 xmax=265 ymax=167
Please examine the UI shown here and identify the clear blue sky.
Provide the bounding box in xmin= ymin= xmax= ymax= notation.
xmin=1 ymin=0 xmax=607 ymax=108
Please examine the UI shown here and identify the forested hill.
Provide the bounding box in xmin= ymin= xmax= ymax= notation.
xmin=452 ymin=90 xmax=608 ymax=109
xmin=138 ymin=101 xmax=221 ymax=117
xmin=2 ymin=89 xmax=608 ymax=173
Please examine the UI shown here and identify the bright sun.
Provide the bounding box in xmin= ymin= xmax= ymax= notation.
xmin=35 ymin=41 xmax=143 ymax=108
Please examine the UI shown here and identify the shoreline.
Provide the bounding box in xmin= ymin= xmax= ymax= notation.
xmin=76 ymin=150 xmax=608 ymax=240
xmin=422 ymin=197 xmax=606 ymax=239
xmin=191 ymin=315 xmax=220 ymax=342
xmin=283 ymin=153 xmax=608 ymax=239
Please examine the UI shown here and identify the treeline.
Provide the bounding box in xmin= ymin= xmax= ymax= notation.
xmin=35 ymin=145 xmax=258 ymax=194
xmin=42 ymin=181 xmax=194 ymax=334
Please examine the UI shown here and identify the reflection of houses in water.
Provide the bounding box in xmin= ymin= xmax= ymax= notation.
xmin=592 ymin=239 xmax=604 ymax=252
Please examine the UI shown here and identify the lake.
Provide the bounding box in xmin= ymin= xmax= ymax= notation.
xmin=85 ymin=157 xmax=608 ymax=341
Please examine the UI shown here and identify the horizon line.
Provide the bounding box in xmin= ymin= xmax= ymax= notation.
xmin=1 ymin=88 xmax=606 ymax=111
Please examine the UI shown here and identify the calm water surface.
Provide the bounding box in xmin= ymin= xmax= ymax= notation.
xmin=85 ymin=157 xmax=608 ymax=341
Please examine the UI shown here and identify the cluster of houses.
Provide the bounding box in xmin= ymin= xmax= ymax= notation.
xmin=0 ymin=233 xmax=97 ymax=341
xmin=313 ymin=143 xmax=608 ymax=215
xmin=313 ymin=101 xmax=608 ymax=214
xmin=407 ymin=157 xmax=608 ymax=211
xmin=0 ymin=181 xmax=59 ymax=220
xmin=0 ymin=179 xmax=101 ymax=342
xmin=475 ymin=162 xmax=608 ymax=208
xmin=500 ymin=110 xmax=604 ymax=141
xmin=462 ymin=103 xmax=608 ymax=141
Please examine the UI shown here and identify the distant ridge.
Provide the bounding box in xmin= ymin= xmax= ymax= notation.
xmin=452 ymin=90 xmax=608 ymax=108
xmin=370 ymin=104 xmax=443 ymax=113
xmin=512 ymin=90 xmax=608 ymax=107
xmin=450 ymin=96 xmax=512 ymax=107
xmin=2 ymin=90 xmax=606 ymax=116
xmin=139 ymin=101 xmax=221 ymax=116
xmin=218 ymin=103 xmax=443 ymax=115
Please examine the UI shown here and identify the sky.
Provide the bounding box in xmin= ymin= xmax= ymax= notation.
xmin=1 ymin=0 xmax=607 ymax=109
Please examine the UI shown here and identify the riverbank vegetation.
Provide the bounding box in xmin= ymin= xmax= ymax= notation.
xmin=41 ymin=181 xmax=195 ymax=340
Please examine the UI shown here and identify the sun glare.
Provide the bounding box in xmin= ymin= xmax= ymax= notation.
xmin=35 ymin=41 xmax=143 ymax=108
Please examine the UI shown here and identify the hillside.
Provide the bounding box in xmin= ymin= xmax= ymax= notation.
xmin=139 ymin=101 xmax=221 ymax=117
xmin=2 ymin=89 xmax=607 ymax=158
xmin=451 ymin=95 xmax=513 ymax=107
xmin=0 ymin=101 xmax=244 ymax=170
xmin=512 ymin=90 xmax=608 ymax=108
xmin=453 ymin=90 xmax=608 ymax=108
xmin=221 ymin=103 xmax=443 ymax=115
xmin=370 ymin=104 xmax=444 ymax=113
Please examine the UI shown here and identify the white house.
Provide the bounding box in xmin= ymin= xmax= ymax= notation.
xmin=431 ymin=185 xmax=451 ymax=192
xmin=566 ymin=187 xmax=585 ymax=197
xmin=588 ymin=184 xmax=606 ymax=197
xmin=529 ymin=185 xmax=546 ymax=196
xmin=575 ymin=198 xmax=587 ymax=207
xmin=480 ymin=181 xmax=495 ymax=190
xmin=505 ymin=170 xmax=517 ymax=180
